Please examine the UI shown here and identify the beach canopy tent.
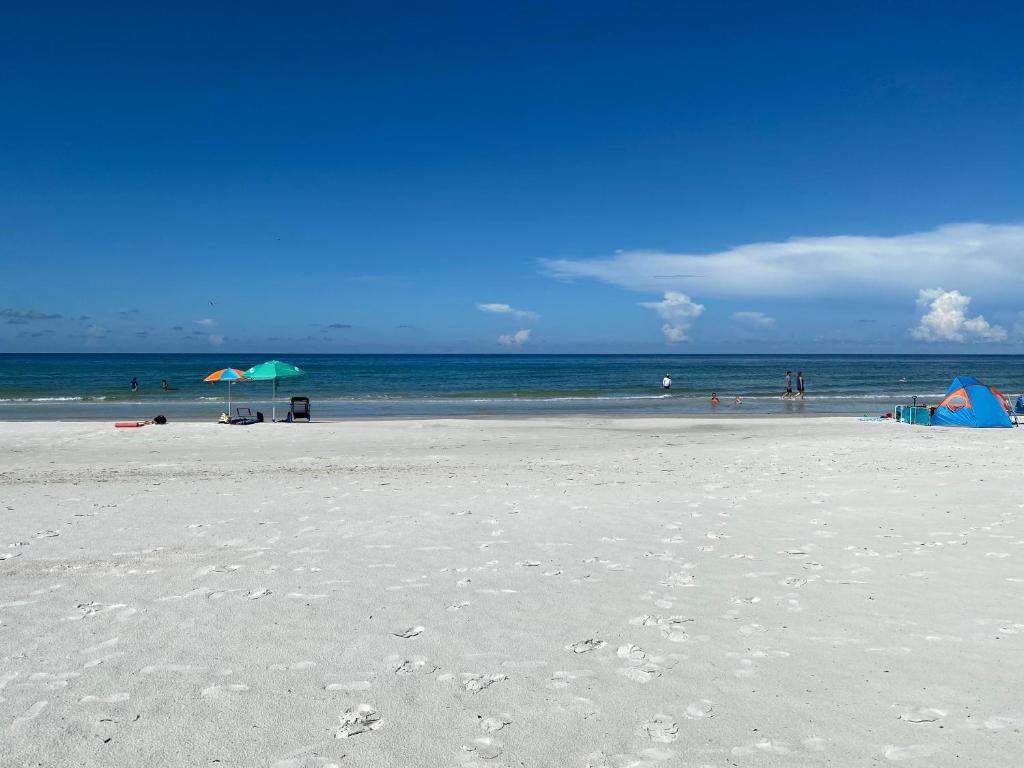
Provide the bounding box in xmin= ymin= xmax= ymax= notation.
xmin=242 ymin=360 xmax=304 ymax=422
xmin=931 ymin=376 xmax=1013 ymax=428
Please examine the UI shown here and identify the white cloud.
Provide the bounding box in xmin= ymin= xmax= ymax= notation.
xmin=732 ymin=311 xmax=777 ymax=329
xmin=477 ymin=303 xmax=540 ymax=321
xmin=196 ymin=318 xmax=218 ymax=329
xmin=498 ymin=329 xmax=531 ymax=347
xmin=208 ymin=334 xmax=225 ymax=347
xmin=639 ymin=291 xmax=704 ymax=343
xmin=911 ymin=288 xmax=1006 ymax=342
xmin=542 ymin=223 xmax=1024 ymax=301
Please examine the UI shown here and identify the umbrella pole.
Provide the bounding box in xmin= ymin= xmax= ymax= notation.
xmin=273 ymin=378 xmax=277 ymax=422
xmin=228 ymin=381 xmax=232 ymax=413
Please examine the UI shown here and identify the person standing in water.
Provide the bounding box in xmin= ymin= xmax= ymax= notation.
xmin=130 ymin=377 xmax=139 ymax=392
xmin=710 ymin=392 xmax=720 ymax=406
xmin=662 ymin=373 xmax=672 ymax=390
xmin=784 ymin=370 xmax=793 ymax=398
xmin=797 ymin=371 xmax=805 ymax=399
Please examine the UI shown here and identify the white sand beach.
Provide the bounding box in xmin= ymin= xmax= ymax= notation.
xmin=2 ymin=417 xmax=1023 ymax=767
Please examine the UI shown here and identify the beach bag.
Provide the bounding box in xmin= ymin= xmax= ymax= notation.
xmin=153 ymin=415 xmax=167 ymax=425
xmin=1015 ymin=396 xmax=1024 ymax=415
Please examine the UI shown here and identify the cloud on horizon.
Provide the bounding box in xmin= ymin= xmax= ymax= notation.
xmin=542 ymin=223 xmax=1024 ymax=301
xmin=477 ymin=303 xmax=540 ymax=322
xmin=498 ymin=329 xmax=531 ymax=347
xmin=639 ymin=292 xmax=705 ymax=343
xmin=911 ymin=288 xmax=1006 ymax=342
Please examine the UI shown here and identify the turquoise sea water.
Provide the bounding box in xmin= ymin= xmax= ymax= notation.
xmin=1 ymin=354 xmax=1023 ymax=421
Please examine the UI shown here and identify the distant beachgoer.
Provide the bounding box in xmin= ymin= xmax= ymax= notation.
xmin=784 ymin=370 xmax=793 ymax=398
xmin=797 ymin=371 xmax=805 ymax=399
xmin=734 ymin=396 xmax=742 ymax=406
xmin=161 ymin=379 xmax=169 ymax=390
xmin=130 ymin=377 xmax=139 ymax=392
xmin=710 ymin=392 xmax=720 ymax=406
xmin=662 ymin=373 xmax=672 ymax=390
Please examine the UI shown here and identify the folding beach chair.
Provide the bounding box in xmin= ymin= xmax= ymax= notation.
xmin=290 ymin=397 xmax=311 ymax=421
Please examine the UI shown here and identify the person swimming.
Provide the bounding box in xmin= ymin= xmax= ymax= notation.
xmin=734 ymin=395 xmax=742 ymax=405
xmin=710 ymin=392 xmax=720 ymax=406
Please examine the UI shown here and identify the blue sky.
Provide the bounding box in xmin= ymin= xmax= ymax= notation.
xmin=3 ymin=2 xmax=1023 ymax=353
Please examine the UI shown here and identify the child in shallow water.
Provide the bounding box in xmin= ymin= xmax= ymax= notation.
xmin=710 ymin=392 xmax=720 ymax=406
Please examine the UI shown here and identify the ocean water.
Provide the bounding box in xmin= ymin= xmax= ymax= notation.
xmin=1 ymin=353 xmax=1022 ymax=421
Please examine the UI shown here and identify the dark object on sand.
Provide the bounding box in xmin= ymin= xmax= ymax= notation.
xmin=230 ymin=407 xmax=258 ymax=425
xmin=290 ymin=397 xmax=311 ymax=421
xmin=154 ymin=415 xmax=167 ymax=424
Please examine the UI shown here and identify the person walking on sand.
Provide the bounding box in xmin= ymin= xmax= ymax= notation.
xmin=784 ymin=370 xmax=793 ymax=398
xmin=662 ymin=373 xmax=672 ymax=390
xmin=130 ymin=377 xmax=139 ymax=393
xmin=797 ymin=370 xmax=805 ymax=399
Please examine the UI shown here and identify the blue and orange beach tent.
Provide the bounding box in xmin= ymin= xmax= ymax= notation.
xmin=931 ymin=376 xmax=1013 ymax=428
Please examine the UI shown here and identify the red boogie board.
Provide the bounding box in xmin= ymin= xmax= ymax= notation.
xmin=114 ymin=421 xmax=146 ymax=428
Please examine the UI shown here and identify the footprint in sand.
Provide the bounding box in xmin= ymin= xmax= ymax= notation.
xmin=461 ymin=737 xmax=502 ymax=760
xmin=731 ymin=740 xmax=790 ymax=756
xmin=616 ymin=644 xmax=663 ymax=683
xmin=897 ymin=708 xmax=946 ymax=724
xmin=447 ymin=601 xmax=470 ymax=611
xmin=737 ymin=623 xmax=767 ymax=636
xmin=269 ymin=661 xmax=315 ymax=671
xmin=79 ymin=693 xmax=130 ymax=703
xmin=479 ymin=715 xmax=511 ymax=733
xmin=201 ymin=684 xmax=249 ymax=697
xmin=461 ymin=673 xmax=507 ymax=693
xmin=335 ymin=705 xmax=382 ymax=738
xmin=638 ymin=714 xmax=679 ymax=743
xmin=566 ymin=639 xmax=606 ymax=654
xmin=684 ymin=700 xmax=715 ymax=719
xmin=246 ymin=589 xmax=271 ymax=600
xmin=515 ymin=560 xmax=541 ymax=567
xmin=731 ymin=596 xmax=760 ymax=605
xmin=393 ymin=626 xmax=424 ymax=639
xmin=883 ymin=744 xmax=940 ymax=761
xmin=983 ymin=715 xmax=1024 ymax=730
xmin=781 ymin=576 xmax=807 ymax=588
xmin=394 ymin=658 xmax=438 ymax=676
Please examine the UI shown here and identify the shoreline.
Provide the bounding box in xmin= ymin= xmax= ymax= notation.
xmin=0 ymin=410 xmax=882 ymax=424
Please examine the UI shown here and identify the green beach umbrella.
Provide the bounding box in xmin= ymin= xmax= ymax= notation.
xmin=242 ymin=360 xmax=305 ymax=422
